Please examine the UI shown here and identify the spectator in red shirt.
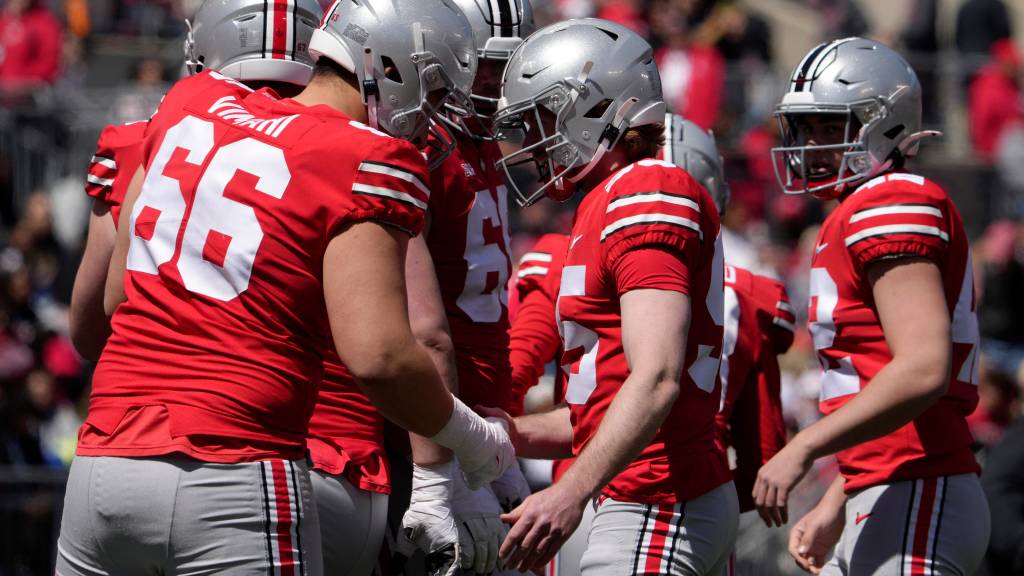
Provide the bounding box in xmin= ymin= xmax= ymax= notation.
xmin=969 ymin=39 xmax=1023 ymax=162
xmin=595 ymin=0 xmax=647 ymax=37
xmin=649 ymin=0 xmax=724 ymax=130
xmin=0 ymin=0 xmax=62 ymax=94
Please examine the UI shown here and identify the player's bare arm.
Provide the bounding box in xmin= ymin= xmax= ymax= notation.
xmin=499 ymin=287 xmax=690 ymax=572
xmin=754 ymin=257 xmax=951 ymax=525
xmin=324 ymin=221 xmax=456 ymax=436
xmin=103 ymin=165 xmax=144 ymax=316
xmin=70 ymin=198 xmax=116 ymax=360
xmin=406 ymin=223 xmax=459 ymax=466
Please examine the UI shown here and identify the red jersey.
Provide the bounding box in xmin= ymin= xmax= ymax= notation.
xmin=810 ymin=172 xmax=981 ymax=492
xmin=558 ymin=159 xmax=730 ymax=503
xmin=509 ymin=233 xmax=570 ymax=416
xmin=427 ymin=130 xmax=513 ymax=411
xmin=307 ymin=355 xmax=390 ymax=493
xmin=85 ymin=121 xmax=147 ymax=226
xmin=718 ymin=265 xmax=793 ymax=511
xmin=82 ymin=71 xmax=429 ymax=463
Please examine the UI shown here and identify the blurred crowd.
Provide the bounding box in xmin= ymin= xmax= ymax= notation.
xmin=1 ymin=0 xmax=1024 ymax=574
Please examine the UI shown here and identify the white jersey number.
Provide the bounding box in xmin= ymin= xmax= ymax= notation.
xmin=127 ymin=116 xmax=289 ymax=301
xmin=456 ymin=186 xmax=511 ymax=322
xmin=560 ymin=234 xmax=726 ymax=405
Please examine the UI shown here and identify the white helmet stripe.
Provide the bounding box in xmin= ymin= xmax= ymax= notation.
xmin=791 ymin=41 xmax=829 ymax=92
xmin=264 ymin=0 xmax=296 ymax=61
xmin=496 ymin=0 xmax=514 ymax=37
xmin=488 ymin=0 xmax=501 ymax=38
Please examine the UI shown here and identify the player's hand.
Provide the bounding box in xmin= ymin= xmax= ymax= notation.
xmin=498 ymin=481 xmax=588 ymax=573
xmin=490 ymin=460 xmax=531 ymax=513
xmin=788 ymin=500 xmax=845 ymax=574
xmin=476 ymin=405 xmax=527 ymax=456
xmin=451 ymin=463 xmax=506 ymax=574
xmin=753 ymin=441 xmax=813 ymax=527
xmin=458 ymin=416 xmax=516 ymax=491
xmin=397 ymin=462 xmax=465 ymax=576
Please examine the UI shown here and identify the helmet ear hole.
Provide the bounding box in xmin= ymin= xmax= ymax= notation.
xmin=884 ymin=124 xmax=905 ymax=140
xmin=380 ymin=56 xmax=403 ymax=83
xmin=584 ymin=99 xmax=613 ymax=119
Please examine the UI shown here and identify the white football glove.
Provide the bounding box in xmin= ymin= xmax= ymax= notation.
xmin=397 ymin=461 xmax=463 ymax=576
xmin=430 ymin=398 xmax=516 ymax=490
xmin=490 ymin=460 xmax=532 ymax=513
xmin=451 ymin=461 xmax=507 ymax=574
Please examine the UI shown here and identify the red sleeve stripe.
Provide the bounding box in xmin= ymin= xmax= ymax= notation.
xmin=519 ymin=251 xmax=553 ymax=265
xmin=358 ymin=161 xmax=430 ymax=198
xmin=91 ymin=155 xmax=116 ymax=170
xmin=517 ymin=266 xmax=549 ymax=279
xmin=86 ymin=173 xmax=114 ymax=188
xmin=352 ymin=183 xmax=428 ymax=210
xmin=601 ymin=213 xmax=702 ymax=241
xmin=606 ymin=191 xmax=700 ymax=213
xmin=844 ymin=224 xmax=949 ymax=247
xmin=773 ymin=316 xmax=796 ymax=332
xmin=849 ymin=204 xmax=942 ymax=224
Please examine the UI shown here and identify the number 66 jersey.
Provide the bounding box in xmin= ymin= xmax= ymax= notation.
xmin=810 ymin=172 xmax=981 ymax=492
xmin=558 ymin=159 xmax=731 ymax=504
xmin=83 ymin=71 xmax=429 ymax=464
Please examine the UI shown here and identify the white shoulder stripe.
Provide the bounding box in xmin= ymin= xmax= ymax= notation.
xmin=519 ymin=252 xmax=553 ymax=264
xmin=849 ymin=205 xmax=942 ymax=224
xmin=358 ymin=162 xmax=430 ymax=198
xmin=601 ymin=213 xmax=702 ymax=241
xmin=517 ymin=266 xmax=549 ymax=279
xmin=603 ymin=163 xmax=635 ymax=192
xmin=773 ymin=317 xmax=796 ymax=332
xmin=352 ymin=183 xmax=428 ymax=210
xmin=86 ymin=174 xmax=113 ymax=187
xmin=607 ymin=192 xmax=699 ymax=213
xmin=844 ymin=224 xmax=949 ymax=247
xmin=776 ymin=301 xmax=795 ymax=314
xmin=91 ymin=156 xmax=116 ymax=170
xmin=888 ymin=173 xmax=925 ymax=185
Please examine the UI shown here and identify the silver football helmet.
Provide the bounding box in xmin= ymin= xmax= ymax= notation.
xmin=772 ymin=37 xmax=940 ymax=198
xmin=494 ymin=18 xmax=665 ymax=207
xmin=310 ymin=0 xmax=477 ymax=168
xmin=449 ymin=0 xmax=534 ymax=98
xmin=662 ymin=113 xmax=729 ymax=215
xmin=185 ymin=0 xmax=321 ymax=86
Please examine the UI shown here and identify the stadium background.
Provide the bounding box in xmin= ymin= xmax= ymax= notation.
xmin=1 ymin=0 xmax=1022 ymax=573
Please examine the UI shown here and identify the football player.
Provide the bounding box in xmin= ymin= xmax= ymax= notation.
xmin=662 ymin=114 xmax=793 ymax=517
xmin=56 ymin=1 xmax=515 ymax=574
xmin=506 ymin=114 xmax=794 ymax=576
xmin=487 ymin=19 xmax=738 ymax=575
xmin=301 ymin=1 xmax=523 ymax=574
xmin=69 ymin=0 xmax=322 ymax=361
xmin=753 ymin=38 xmax=990 ymax=575
xmin=399 ymin=1 xmax=536 ymax=574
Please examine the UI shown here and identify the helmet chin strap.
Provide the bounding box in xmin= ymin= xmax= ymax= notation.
xmin=184 ymin=19 xmax=199 ymax=74
xmin=363 ymin=47 xmax=379 ymax=129
xmin=898 ymin=130 xmax=943 ymax=156
xmin=566 ymin=96 xmax=639 ymax=184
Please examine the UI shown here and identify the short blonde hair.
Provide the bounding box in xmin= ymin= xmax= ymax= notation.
xmin=622 ymin=122 xmax=666 ymax=162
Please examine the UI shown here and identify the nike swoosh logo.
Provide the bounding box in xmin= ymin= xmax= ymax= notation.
xmin=855 ymin=512 xmax=872 ymax=525
xmin=815 ymin=242 xmax=829 ymax=255
xmin=570 ymin=234 xmax=584 ymax=250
